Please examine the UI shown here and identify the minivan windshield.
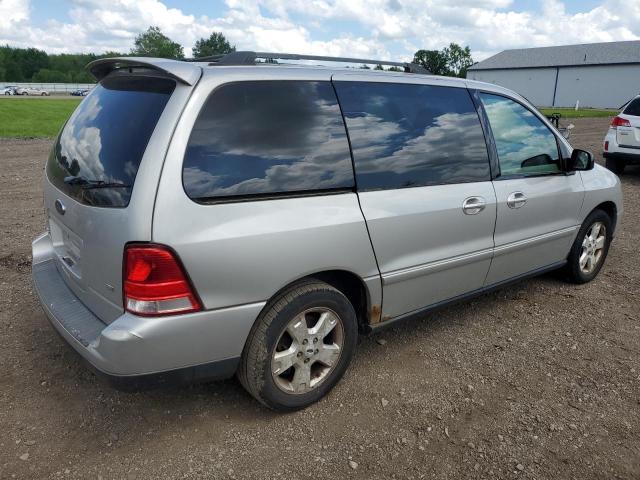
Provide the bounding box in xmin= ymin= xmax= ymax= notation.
xmin=47 ymin=75 xmax=175 ymax=207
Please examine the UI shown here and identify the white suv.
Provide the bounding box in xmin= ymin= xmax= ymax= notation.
xmin=603 ymin=96 xmax=640 ymax=173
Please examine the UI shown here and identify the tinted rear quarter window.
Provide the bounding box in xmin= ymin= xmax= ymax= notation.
xmin=623 ymin=97 xmax=640 ymax=116
xmin=183 ymin=81 xmax=353 ymax=201
xmin=47 ymin=75 xmax=175 ymax=207
xmin=333 ymin=81 xmax=490 ymax=190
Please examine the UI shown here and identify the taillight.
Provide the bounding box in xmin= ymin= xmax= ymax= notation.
xmin=604 ymin=140 xmax=609 ymax=151
xmin=124 ymin=244 xmax=201 ymax=316
xmin=611 ymin=116 xmax=631 ymax=128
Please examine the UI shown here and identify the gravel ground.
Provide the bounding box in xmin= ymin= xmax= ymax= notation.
xmin=0 ymin=117 xmax=639 ymax=479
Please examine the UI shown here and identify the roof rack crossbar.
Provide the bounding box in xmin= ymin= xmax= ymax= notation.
xmin=189 ymin=51 xmax=429 ymax=74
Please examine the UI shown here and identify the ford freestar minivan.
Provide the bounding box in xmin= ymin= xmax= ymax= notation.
xmin=32 ymin=53 xmax=623 ymax=411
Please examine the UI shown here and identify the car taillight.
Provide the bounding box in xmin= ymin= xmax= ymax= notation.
xmin=611 ymin=116 xmax=631 ymax=128
xmin=604 ymin=140 xmax=609 ymax=151
xmin=124 ymin=244 xmax=201 ymax=316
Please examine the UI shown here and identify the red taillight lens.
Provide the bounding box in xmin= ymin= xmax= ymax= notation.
xmin=611 ymin=116 xmax=631 ymax=128
xmin=604 ymin=140 xmax=609 ymax=151
xmin=124 ymin=245 xmax=201 ymax=316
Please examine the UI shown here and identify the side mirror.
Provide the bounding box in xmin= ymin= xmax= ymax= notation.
xmin=567 ymin=149 xmax=594 ymax=171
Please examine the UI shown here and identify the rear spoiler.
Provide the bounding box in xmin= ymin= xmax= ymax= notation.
xmin=87 ymin=57 xmax=201 ymax=85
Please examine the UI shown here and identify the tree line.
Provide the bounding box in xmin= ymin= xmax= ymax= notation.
xmin=0 ymin=26 xmax=472 ymax=83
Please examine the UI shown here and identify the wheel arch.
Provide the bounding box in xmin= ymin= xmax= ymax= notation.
xmin=265 ymin=269 xmax=378 ymax=334
xmin=592 ymin=201 xmax=618 ymax=234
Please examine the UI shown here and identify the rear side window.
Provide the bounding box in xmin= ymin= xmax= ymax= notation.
xmin=333 ymin=82 xmax=490 ymax=190
xmin=183 ymin=81 xmax=354 ymax=201
xmin=47 ymin=76 xmax=175 ymax=207
xmin=623 ymin=97 xmax=640 ymax=116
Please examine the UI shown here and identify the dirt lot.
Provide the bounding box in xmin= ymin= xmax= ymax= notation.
xmin=1 ymin=118 xmax=638 ymax=479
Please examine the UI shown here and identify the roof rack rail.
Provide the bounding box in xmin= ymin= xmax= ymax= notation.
xmin=188 ymin=51 xmax=430 ymax=74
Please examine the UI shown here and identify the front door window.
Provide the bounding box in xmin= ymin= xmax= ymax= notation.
xmin=480 ymin=93 xmax=561 ymax=177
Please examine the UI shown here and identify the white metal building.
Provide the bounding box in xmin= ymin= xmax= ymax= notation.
xmin=467 ymin=41 xmax=640 ymax=109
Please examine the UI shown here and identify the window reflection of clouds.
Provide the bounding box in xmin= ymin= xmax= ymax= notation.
xmin=47 ymin=77 xmax=174 ymax=207
xmin=183 ymin=81 xmax=354 ymax=199
xmin=480 ymin=94 xmax=560 ymax=175
xmin=59 ymin=93 xmax=108 ymax=182
xmin=336 ymin=82 xmax=490 ymax=190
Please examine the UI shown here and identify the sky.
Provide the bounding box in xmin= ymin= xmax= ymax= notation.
xmin=0 ymin=0 xmax=638 ymax=61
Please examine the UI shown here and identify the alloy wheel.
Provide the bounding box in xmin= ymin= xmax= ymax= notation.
xmin=271 ymin=307 xmax=344 ymax=394
xmin=579 ymin=221 xmax=606 ymax=274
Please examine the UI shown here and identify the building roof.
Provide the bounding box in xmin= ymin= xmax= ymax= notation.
xmin=469 ymin=40 xmax=640 ymax=70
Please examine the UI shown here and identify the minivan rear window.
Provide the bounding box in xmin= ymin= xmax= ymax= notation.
xmin=47 ymin=76 xmax=175 ymax=207
xmin=623 ymin=97 xmax=640 ymax=117
xmin=182 ymin=81 xmax=354 ymax=202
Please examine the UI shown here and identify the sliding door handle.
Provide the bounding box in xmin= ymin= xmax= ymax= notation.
xmin=462 ymin=196 xmax=487 ymax=215
xmin=507 ymin=192 xmax=527 ymax=209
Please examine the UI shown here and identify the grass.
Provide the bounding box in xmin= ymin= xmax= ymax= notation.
xmin=538 ymin=107 xmax=618 ymax=118
xmin=0 ymin=98 xmax=81 ymax=138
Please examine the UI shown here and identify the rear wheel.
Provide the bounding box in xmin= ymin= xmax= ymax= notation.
xmin=564 ymin=209 xmax=612 ymax=284
xmin=605 ymin=157 xmax=626 ymax=174
xmin=238 ymin=281 xmax=358 ymax=411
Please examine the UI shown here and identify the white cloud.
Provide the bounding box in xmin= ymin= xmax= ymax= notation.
xmin=0 ymin=0 xmax=29 ymax=29
xmin=0 ymin=0 xmax=638 ymax=61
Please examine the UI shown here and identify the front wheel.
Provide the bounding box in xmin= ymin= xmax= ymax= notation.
xmin=238 ymin=281 xmax=358 ymax=411
xmin=564 ymin=210 xmax=612 ymax=284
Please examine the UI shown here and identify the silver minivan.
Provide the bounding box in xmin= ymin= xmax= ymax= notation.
xmin=32 ymin=53 xmax=623 ymax=411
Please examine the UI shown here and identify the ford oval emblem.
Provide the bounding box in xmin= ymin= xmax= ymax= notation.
xmin=55 ymin=199 xmax=66 ymax=215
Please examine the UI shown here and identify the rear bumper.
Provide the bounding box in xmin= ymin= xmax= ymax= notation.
xmin=603 ymin=151 xmax=640 ymax=164
xmin=32 ymin=232 xmax=264 ymax=383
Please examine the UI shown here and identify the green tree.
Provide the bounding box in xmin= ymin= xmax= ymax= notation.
xmin=192 ymin=32 xmax=234 ymax=58
xmin=374 ymin=64 xmax=384 ymax=70
xmin=19 ymin=47 xmax=49 ymax=79
xmin=130 ymin=26 xmax=184 ymax=59
xmin=101 ymin=51 xmax=126 ymax=58
xmin=33 ymin=68 xmax=70 ymax=82
xmin=412 ymin=43 xmax=474 ymax=77
xmin=0 ymin=48 xmax=6 ymax=81
xmin=442 ymin=43 xmax=474 ymax=78
xmin=412 ymin=49 xmax=448 ymax=76
xmin=4 ymin=59 xmax=24 ymax=81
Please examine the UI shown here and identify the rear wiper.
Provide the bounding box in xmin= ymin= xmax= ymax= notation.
xmin=64 ymin=176 xmax=131 ymax=189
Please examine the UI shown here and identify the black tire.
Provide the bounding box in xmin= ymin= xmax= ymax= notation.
xmin=605 ymin=157 xmax=626 ymax=174
xmin=564 ymin=209 xmax=612 ymax=284
xmin=238 ymin=280 xmax=358 ymax=411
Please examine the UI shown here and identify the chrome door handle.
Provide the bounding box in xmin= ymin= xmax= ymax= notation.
xmin=462 ymin=196 xmax=486 ymax=215
xmin=507 ymin=191 xmax=527 ymax=209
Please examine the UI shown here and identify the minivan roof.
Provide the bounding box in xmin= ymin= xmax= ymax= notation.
xmin=86 ymin=55 xmax=519 ymax=101
xmin=87 ymin=52 xmax=429 ymax=85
